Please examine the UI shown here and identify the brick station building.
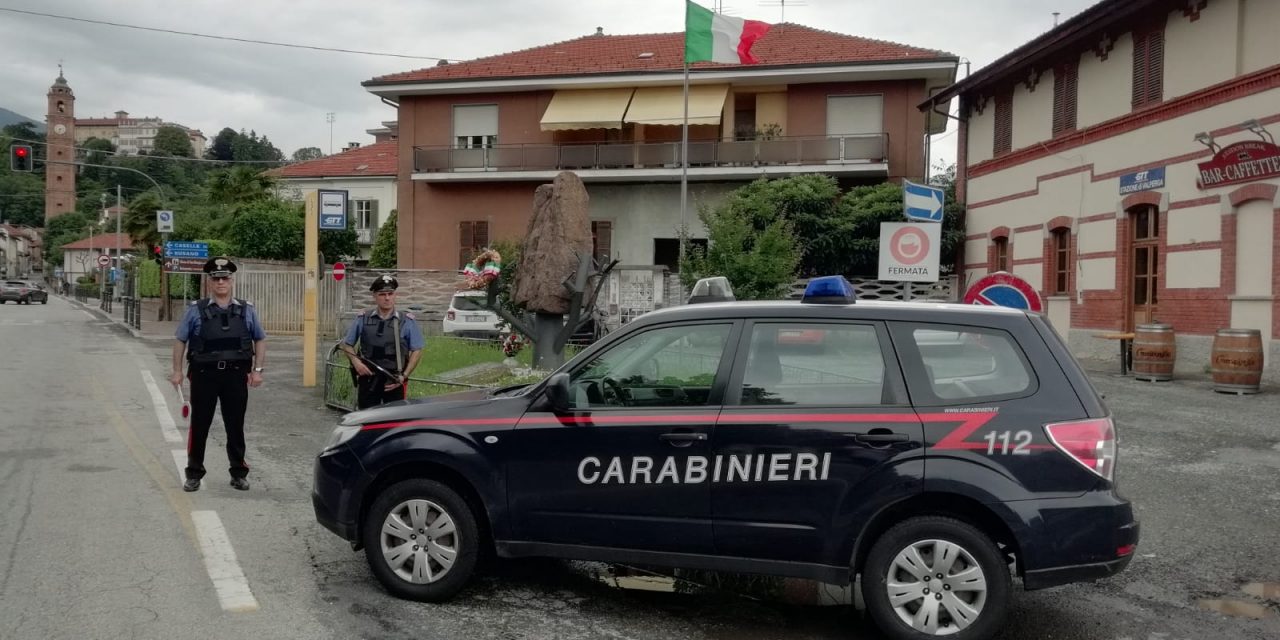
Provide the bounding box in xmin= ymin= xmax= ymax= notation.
xmin=921 ymin=0 xmax=1280 ymax=380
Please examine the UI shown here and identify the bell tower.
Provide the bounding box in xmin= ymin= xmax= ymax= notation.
xmin=45 ymin=67 xmax=77 ymax=221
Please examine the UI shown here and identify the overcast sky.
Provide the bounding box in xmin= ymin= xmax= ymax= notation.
xmin=1 ymin=0 xmax=1097 ymax=166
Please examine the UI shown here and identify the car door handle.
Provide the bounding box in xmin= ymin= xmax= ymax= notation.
xmin=659 ymin=432 xmax=707 ymax=442
xmin=851 ymin=432 xmax=910 ymax=443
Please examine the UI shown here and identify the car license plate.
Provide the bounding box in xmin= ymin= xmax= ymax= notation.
xmin=466 ymin=314 xmax=487 ymax=322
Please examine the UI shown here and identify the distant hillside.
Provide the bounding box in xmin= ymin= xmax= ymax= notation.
xmin=0 ymin=107 xmax=44 ymax=133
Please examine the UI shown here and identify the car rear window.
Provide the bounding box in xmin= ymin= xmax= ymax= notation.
xmin=907 ymin=326 xmax=1034 ymax=403
xmin=451 ymin=295 xmax=485 ymax=311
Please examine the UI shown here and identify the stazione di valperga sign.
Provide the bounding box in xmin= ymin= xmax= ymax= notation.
xmin=1197 ymin=140 xmax=1280 ymax=189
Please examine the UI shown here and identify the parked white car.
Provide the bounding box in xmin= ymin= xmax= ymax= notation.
xmin=441 ymin=290 xmax=503 ymax=338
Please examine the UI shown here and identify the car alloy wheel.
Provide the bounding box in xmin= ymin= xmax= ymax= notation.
xmin=363 ymin=478 xmax=480 ymax=602
xmin=886 ymin=539 xmax=987 ymax=635
xmin=863 ymin=516 xmax=1009 ymax=640
xmin=379 ymin=498 xmax=459 ymax=584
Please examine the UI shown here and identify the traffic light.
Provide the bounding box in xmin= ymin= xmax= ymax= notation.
xmin=9 ymin=145 xmax=33 ymax=172
xmin=153 ymin=245 xmax=164 ymax=265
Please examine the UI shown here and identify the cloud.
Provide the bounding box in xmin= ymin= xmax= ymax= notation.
xmin=0 ymin=0 xmax=1096 ymax=162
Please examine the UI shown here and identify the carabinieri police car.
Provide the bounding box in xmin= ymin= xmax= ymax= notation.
xmin=313 ymin=276 xmax=1138 ymax=640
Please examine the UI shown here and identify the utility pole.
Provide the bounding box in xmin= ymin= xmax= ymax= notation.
xmin=326 ymin=112 xmax=336 ymax=155
xmin=114 ymin=184 xmax=123 ymax=298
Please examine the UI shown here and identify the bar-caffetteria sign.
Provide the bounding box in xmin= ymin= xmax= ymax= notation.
xmin=1197 ymin=140 xmax=1280 ymax=189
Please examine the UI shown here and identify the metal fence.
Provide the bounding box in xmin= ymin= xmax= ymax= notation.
xmin=232 ymin=270 xmax=345 ymax=336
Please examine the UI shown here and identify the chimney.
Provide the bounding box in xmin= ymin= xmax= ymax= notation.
xmin=346 ymin=142 xmax=361 ymax=150
xmin=436 ymin=59 xmax=449 ymax=66
xmin=595 ymin=27 xmax=604 ymax=36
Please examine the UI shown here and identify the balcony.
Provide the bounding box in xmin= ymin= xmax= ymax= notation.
xmin=411 ymin=134 xmax=889 ymax=183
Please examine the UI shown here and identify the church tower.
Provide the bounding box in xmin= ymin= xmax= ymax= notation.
xmin=44 ymin=69 xmax=77 ymax=221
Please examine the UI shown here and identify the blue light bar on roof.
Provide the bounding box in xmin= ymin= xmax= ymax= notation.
xmin=801 ymin=276 xmax=857 ymax=304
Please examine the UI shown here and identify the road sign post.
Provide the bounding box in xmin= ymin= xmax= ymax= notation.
xmin=902 ymin=180 xmax=945 ymax=222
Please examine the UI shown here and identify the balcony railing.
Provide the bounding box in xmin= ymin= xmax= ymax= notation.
xmin=356 ymin=228 xmax=374 ymax=245
xmin=413 ymin=133 xmax=888 ymax=174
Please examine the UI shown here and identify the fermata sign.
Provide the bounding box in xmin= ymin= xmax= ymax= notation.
xmin=878 ymin=222 xmax=940 ymax=282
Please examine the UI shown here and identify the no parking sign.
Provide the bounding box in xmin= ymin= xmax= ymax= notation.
xmin=964 ymin=272 xmax=1043 ymax=313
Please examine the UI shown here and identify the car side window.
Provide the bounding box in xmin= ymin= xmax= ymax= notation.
xmin=909 ymin=326 xmax=1033 ymax=401
xmin=568 ymin=323 xmax=731 ymax=409
xmin=740 ymin=323 xmax=885 ymax=406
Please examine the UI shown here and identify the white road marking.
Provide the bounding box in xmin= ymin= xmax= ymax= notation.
xmin=191 ymin=510 xmax=260 ymax=612
xmin=141 ymin=370 xmax=184 ymax=443
xmin=171 ymin=450 xmax=190 ymax=483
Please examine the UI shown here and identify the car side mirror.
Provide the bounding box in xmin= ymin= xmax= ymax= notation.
xmin=544 ymin=373 xmax=571 ymax=413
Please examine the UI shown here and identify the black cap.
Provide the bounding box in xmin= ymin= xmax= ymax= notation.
xmin=203 ymin=256 xmax=237 ymax=277
xmin=370 ymin=273 xmax=399 ymax=292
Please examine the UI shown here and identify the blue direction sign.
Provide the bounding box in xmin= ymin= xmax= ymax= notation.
xmin=903 ymin=180 xmax=945 ymax=222
xmin=164 ymin=241 xmax=208 ymax=259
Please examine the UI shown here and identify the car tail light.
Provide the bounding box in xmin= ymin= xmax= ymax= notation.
xmin=446 ymin=310 xmax=456 ymax=321
xmin=1045 ymin=417 xmax=1116 ymax=481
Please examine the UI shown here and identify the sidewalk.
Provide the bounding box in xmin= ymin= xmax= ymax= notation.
xmin=66 ymin=293 xmax=180 ymax=340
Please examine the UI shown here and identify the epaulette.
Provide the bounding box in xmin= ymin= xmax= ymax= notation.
xmin=403 ymin=311 xmax=416 ymax=321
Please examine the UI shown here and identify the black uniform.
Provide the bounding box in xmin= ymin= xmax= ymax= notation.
xmin=179 ymin=257 xmax=264 ymax=490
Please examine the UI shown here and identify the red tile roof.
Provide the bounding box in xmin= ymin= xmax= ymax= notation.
xmin=269 ymin=140 xmax=398 ymax=178
xmin=367 ymin=24 xmax=952 ymax=85
xmin=60 ymin=233 xmax=133 ymax=251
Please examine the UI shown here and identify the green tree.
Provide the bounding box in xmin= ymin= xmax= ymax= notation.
xmin=679 ymin=203 xmax=801 ymax=300
xmin=44 ymin=210 xmax=94 ymax=267
xmin=206 ymin=127 xmax=237 ymax=161
xmin=712 ymin=175 xmax=847 ymax=277
xmin=207 ymin=166 xmax=276 ymax=209
xmin=152 ymin=126 xmax=194 ymax=157
xmin=292 ymin=147 xmax=323 ymax=162
xmin=367 ymin=209 xmax=397 ymax=268
xmin=229 ymin=200 xmax=304 ymax=260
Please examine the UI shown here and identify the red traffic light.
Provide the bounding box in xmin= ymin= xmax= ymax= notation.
xmin=9 ymin=144 xmax=34 ymax=171
xmin=15 ymin=147 xmax=28 ymax=157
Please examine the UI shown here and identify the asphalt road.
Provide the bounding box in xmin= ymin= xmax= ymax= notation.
xmin=1 ymin=294 xmax=1277 ymax=640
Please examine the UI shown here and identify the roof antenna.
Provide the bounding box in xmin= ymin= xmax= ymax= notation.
xmin=1052 ymin=12 xmax=1060 ymax=27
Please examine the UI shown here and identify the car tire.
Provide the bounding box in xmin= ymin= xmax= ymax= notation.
xmin=862 ymin=516 xmax=1010 ymax=640
xmin=362 ymin=478 xmax=480 ymax=602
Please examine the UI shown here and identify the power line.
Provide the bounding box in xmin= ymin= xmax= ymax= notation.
xmin=0 ymin=7 xmax=449 ymax=61
xmin=8 ymin=137 xmax=289 ymax=165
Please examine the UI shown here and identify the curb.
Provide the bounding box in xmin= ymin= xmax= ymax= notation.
xmin=65 ymin=295 xmax=144 ymax=339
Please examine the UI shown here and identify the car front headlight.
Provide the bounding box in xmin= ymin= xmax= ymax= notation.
xmin=324 ymin=424 xmax=362 ymax=451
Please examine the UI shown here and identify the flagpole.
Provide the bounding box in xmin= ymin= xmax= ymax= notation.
xmin=680 ymin=60 xmax=690 ymax=266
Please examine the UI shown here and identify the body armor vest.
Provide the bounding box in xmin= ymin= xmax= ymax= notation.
xmin=188 ymin=299 xmax=254 ymax=364
xmin=358 ymin=311 xmax=402 ymax=375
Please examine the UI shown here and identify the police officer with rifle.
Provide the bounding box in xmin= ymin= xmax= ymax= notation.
xmin=340 ymin=274 xmax=424 ymax=409
xmin=169 ymin=257 xmax=267 ymax=492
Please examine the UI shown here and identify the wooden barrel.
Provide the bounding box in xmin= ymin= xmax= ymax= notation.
xmin=1132 ymin=323 xmax=1175 ymax=381
xmin=1211 ymin=329 xmax=1263 ymax=394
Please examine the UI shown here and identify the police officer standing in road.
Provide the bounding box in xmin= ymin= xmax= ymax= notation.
xmin=340 ymin=274 xmax=424 ymax=409
xmin=169 ymin=257 xmax=267 ymax=492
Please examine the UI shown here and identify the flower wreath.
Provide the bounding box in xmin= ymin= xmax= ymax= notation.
xmin=462 ymin=248 xmax=502 ymax=290
xmin=501 ymin=332 xmax=526 ymax=358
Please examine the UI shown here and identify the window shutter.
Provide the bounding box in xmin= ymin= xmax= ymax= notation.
xmin=1131 ymin=32 xmax=1148 ymax=108
xmin=1052 ymin=63 xmax=1078 ymax=135
xmin=369 ymin=200 xmax=379 ymax=230
xmin=593 ymin=221 xmax=612 ymax=262
xmin=1145 ymin=30 xmax=1164 ymax=105
xmin=993 ymin=92 xmax=1013 ymax=155
xmin=459 ymin=221 xmax=474 ymax=268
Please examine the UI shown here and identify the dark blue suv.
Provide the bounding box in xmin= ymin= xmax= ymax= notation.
xmin=313 ymin=278 xmax=1137 ymax=640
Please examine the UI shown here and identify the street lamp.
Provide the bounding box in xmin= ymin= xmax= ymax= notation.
xmin=1239 ymin=119 xmax=1275 ymax=144
xmin=1193 ymin=131 xmax=1220 ymax=154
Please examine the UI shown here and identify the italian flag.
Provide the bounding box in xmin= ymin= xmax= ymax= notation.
xmin=684 ymin=0 xmax=772 ymax=64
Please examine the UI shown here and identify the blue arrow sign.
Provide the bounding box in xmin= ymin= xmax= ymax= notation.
xmin=165 ymin=241 xmax=208 ymax=252
xmin=903 ymin=180 xmax=945 ymax=222
xmin=164 ymin=241 xmax=208 ymax=259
